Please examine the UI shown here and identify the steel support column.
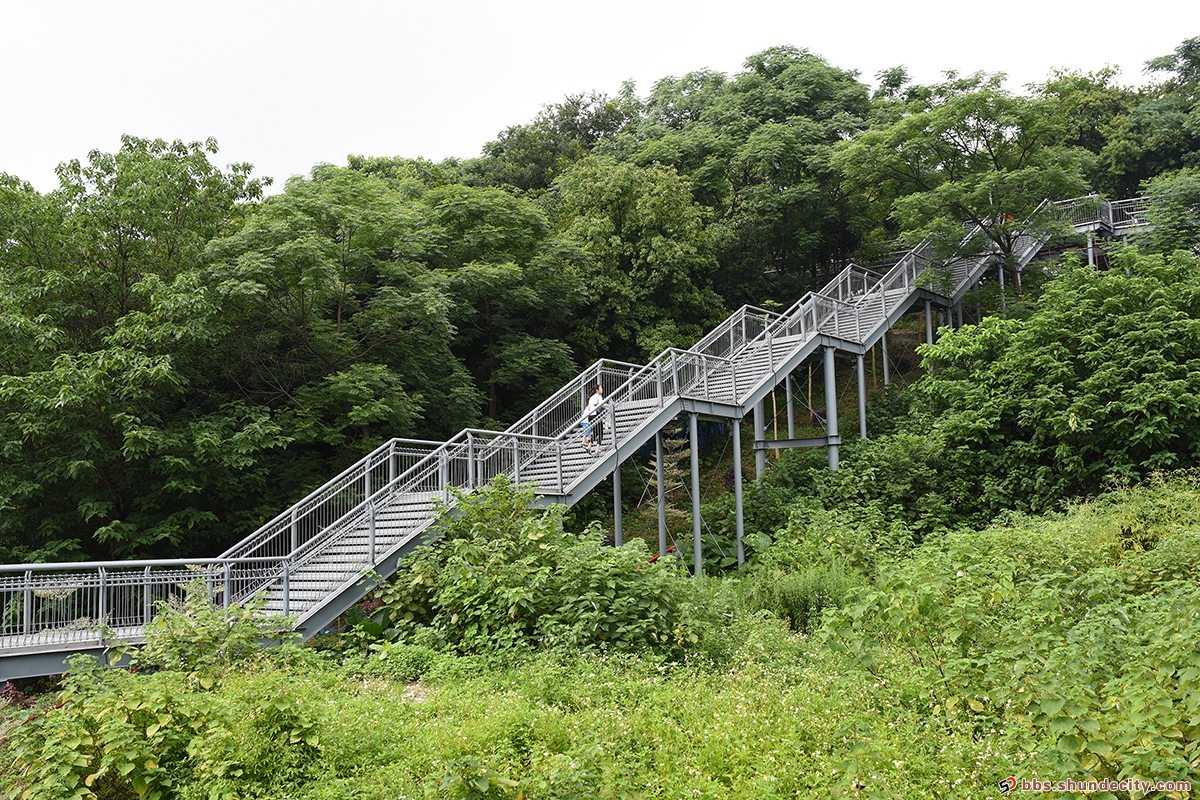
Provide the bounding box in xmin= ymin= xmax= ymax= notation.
xmin=733 ymin=418 xmax=744 ymax=567
xmin=613 ymin=459 xmax=623 ymax=547
xmin=857 ymin=353 xmax=867 ymax=440
xmin=785 ymin=375 xmax=795 ymax=439
xmin=881 ymin=333 xmax=891 ymax=386
xmin=656 ymin=432 xmax=667 ymax=559
xmin=823 ymin=346 xmax=840 ymax=471
xmin=689 ymin=412 xmax=702 ymax=576
xmin=753 ymin=401 xmax=766 ymax=481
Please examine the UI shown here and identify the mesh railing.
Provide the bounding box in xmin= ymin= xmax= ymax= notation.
xmin=0 ymin=558 xmax=285 ymax=651
xmin=690 ymin=305 xmax=780 ymax=359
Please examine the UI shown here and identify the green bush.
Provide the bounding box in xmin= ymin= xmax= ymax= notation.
xmin=820 ymin=473 xmax=1200 ymax=788
xmin=371 ymin=475 xmax=708 ymax=655
xmin=739 ymin=562 xmax=864 ymax=633
xmin=119 ymin=577 xmax=296 ymax=684
xmin=8 ymin=657 xmax=321 ymax=800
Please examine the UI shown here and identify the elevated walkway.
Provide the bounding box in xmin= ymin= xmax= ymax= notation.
xmin=0 ymin=194 xmax=1142 ymax=679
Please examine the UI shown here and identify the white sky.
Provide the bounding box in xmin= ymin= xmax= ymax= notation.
xmin=0 ymin=1 xmax=1193 ymax=193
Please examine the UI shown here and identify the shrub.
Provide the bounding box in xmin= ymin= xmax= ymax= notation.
xmin=371 ymin=475 xmax=707 ymax=655
xmin=739 ymin=562 xmax=864 ymax=633
xmin=120 ymin=577 xmax=296 ymax=683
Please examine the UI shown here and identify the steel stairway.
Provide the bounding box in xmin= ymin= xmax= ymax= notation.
xmin=0 ymin=194 xmax=1149 ymax=679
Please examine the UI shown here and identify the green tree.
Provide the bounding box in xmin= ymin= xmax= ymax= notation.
xmin=417 ymin=184 xmax=584 ymax=423
xmin=836 ymin=72 xmax=1089 ymax=293
xmin=206 ymin=165 xmax=479 ymax=447
xmin=466 ymin=90 xmax=640 ymax=193
xmin=0 ymin=137 xmax=288 ymax=561
xmin=1094 ymin=37 xmax=1200 ymax=196
xmin=614 ymin=47 xmax=872 ymax=306
xmin=546 ymin=157 xmax=724 ymax=361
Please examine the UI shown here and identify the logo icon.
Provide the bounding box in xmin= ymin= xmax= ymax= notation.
xmin=997 ymin=776 xmax=1017 ymax=795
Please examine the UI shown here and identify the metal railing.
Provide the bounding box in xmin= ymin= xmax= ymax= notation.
xmin=0 ymin=557 xmax=287 ymax=651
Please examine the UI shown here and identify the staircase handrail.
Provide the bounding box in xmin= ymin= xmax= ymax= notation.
xmin=504 ymin=357 xmax=646 ymax=439
xmin=218 ymin=437 xmax=443 ymax=562
xmin=689 ymin=304 xmax=782 ymax=359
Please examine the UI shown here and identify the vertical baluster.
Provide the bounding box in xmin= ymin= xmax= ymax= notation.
xmin=22 ymin=570 xmax=33 ymax=636
xmin=98 ymin=568 xmax=107 ymax=628
xmin=368 ymin=503 xmax=376 ymax=566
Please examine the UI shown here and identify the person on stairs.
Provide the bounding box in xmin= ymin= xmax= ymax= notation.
xmin=583 ymin=385 xmax=608 ymax=454
xmin=580 ymin=411 xmax=596 ymax=453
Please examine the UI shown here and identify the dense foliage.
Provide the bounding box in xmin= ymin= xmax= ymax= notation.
xmin=5 ymin=478 xmax=1198 ymax=798
xmin=367 ymin=476 xmax=707 ymax=655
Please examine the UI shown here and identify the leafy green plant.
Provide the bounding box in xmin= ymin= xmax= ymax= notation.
xmin=739 ymin=561 xmax=864 ymax=633
xmin=820 ymin=473 xmax=1200 ymax=788
xmin=371 ymin=475 xmax=707 ymax=655
xmin=115 ymin=577 xmax=296 ymax=686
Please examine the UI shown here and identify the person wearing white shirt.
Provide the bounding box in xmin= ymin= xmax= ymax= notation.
xmin=582 ymin=385 xmax=608 ymax=453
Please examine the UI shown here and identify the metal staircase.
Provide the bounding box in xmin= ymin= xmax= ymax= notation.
xmin=0 ymin=194 xmax=1148 ymax=679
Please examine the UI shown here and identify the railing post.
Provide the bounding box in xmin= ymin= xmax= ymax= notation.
xmin=282 ymin=564 xmax=290 ymax=617
xmin=440 ymin=450 xmax=450 ymax=504
xmin=143 ymin=566 xmax=152 ymax=625
xmin=608 ymin=403 xmax=617 ymax=453
xmin=766 ymin=328 xmax=774 ymax=370
xmin=388 ymin=440 xmax=396 ymax=486
xmin=364 ymin=461 xmax=371 ymax=501
xmin=98 ymin=567 xmax=107 ymax=627
xmin=556 ymin=440 xmax=564 ymax=494
xmin=702 ymin=355 xmax=709 ymax=396
xmin=23 ymin=570 xmax=32 ymax=636
xmin=290 ymin=508 xmax=298 ymax=553
xmin=731 ymin=362 xmax=739 ymax=402
xmin=512 ymin=438 xmax=520 ymax=483
xmin=671 ymin=351 xmax=679 ymax=395
xmin=368 ymin=502 xmax=376 ymax=567
xmin=467 ymin=433 xmax=475 ymax=489
xmin=223 ymin=563 xmax=232 ymax=609
xmin=656 ymin=360 xmax=663 ymax=406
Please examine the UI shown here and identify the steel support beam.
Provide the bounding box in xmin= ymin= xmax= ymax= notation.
xmin=733 ymin=418 xmax=744 ymax=567
xmin=753 ymin=401 xmax=766 ymax=481
xmin=753 ymin=436 xmax=841 ymax=450
xmin=857 ymin=353 xmax=867 ymax=440
xmin=656 ymin=431 xmax=667 ymax=559
xmin=689 ymin=412 xmax=702 ymax=577
xmin=824 ymin=346 xmax=840 ymax=471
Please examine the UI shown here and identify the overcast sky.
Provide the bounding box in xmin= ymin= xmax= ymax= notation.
xmin=0 ymin=1 xmax=1192 ymax=193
